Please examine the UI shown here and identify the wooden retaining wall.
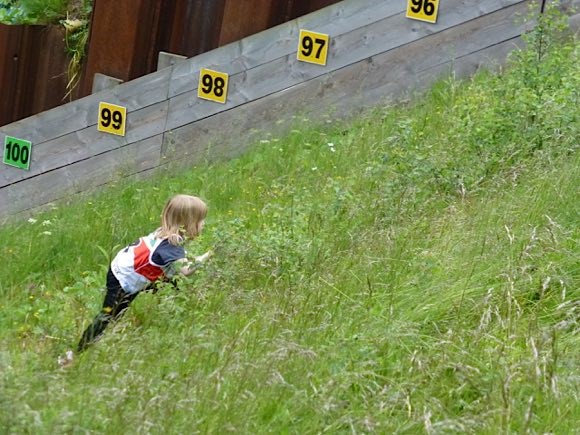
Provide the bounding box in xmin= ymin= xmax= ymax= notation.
xmin=0 ymin=0 xmax=578 ymax=220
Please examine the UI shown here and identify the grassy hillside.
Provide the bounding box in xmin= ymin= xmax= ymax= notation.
xmin=0 ymin=9 xmax=578 ymax=434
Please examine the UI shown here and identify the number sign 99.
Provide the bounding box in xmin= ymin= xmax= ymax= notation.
xmin=3 ymin=136 xmax=32 ymax=170
xmin=406 ymin=0 xmax=440 ymax=23
xmin=198 ymin=68 xmax=229 ymax=104
xmin=98 ymin=102 xmax=127 ymax=136
xmin=297 ymin=29 xmax=330 ymax=66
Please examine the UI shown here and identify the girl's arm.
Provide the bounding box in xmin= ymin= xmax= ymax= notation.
xmin=177 ymin=250 xmax=213 ymax=276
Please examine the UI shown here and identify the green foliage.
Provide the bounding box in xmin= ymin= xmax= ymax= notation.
xmin=0 ymin=0 xmax=68 ymax=24
xmin=0 ymin=11 xmax=578 ymax=434
xmin=0 ymin=0 xmax=24 ymax=23
xmin=62 ymin=14 xmax=90 ymax=100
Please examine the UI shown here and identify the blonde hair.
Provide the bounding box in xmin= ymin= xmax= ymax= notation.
xmin=156 ymin=194 xmax=207 ymax=245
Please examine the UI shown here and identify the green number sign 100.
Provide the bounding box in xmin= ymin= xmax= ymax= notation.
xmin=3 ymin=136 xmax=32 ymax=170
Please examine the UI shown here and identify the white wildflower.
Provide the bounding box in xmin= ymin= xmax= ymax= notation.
xmin=57 ymin=350 xmax=74 ymax=368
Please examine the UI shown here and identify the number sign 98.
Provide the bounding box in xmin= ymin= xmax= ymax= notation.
xmin=197 ymin=68 xmax=229 ymax=103
xmin=201 ymin=74 xmax=226 ymax=98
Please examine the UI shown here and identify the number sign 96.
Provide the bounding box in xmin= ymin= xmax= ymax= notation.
xmin=98 ymin=102 xmax=127 ymax=136
xmin=406 ymin=0 xmax=440 ymax=23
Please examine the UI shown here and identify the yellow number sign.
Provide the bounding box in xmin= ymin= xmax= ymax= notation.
xmin=406 ymin=0 xmax=440 ymax=24
xmin=198 ymin=68 xmax=229 ymax=104
xmin=297 ymin=29 xmax=330 ymax=66
xmin=98 ymin=102 xmax=127 ymax=136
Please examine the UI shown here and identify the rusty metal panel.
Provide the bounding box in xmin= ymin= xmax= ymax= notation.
xmin=0 ymin=24 xmax=21 ymax=126
xmin=12 ymin=26 xmax=42 ymax=121
xmin=219 ymin=0 xmax=276 ymax=46
xmin=266 ymin=0 xmax=343 ymax=25
xmin=289 ymin=0 xmax=343 ymax=18
xmin=30 ymin=26 xmax=72 ymax=111
xmin=159 ymin=0 xmax=226 ymax=57
xmin=0 ymin=24 xmax=69 ymax=126
xmin=80 ymin=0 xmax=163 ymax=96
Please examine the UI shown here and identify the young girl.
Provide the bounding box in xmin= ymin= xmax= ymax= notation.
xmin=76 ymin=194 xmax=211 ymax=352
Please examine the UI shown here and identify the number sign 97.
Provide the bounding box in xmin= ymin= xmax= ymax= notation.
xmin=297 ymin=29 xmax=330 ymax=66
xmin=3 ymin=136 xmax=32 ymax=170
xmin=406 ymin=0 xmax=440 ymax=23
xmin=98 ymin=102 xmax=127 ymax=136
xmin=301 ymin=36 xmax=325 ymax=59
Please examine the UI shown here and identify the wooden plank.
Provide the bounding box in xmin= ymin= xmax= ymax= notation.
xmin=0 ymin=66 xmax=171 ymax=147
xmin=165 ymin=0 xmax=525 ymax=131
xmin=0 ymin=100 xmax=168 ymax=188
xmin=168 ymin=0 xmax=405 ymax=98
xmin=160 ymin=0 xmax=533 ymax=166
xmin=0 ymin=134 xmax=163 ymax=217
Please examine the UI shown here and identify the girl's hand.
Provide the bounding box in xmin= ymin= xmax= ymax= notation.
xmin=195 ymin=250 xmax=213 ymax=263
xmin=179 ymin=250 xmax=212 ymax=276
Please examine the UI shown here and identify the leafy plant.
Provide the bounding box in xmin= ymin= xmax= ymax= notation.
xmin=62 ymin=13 xmax=90 ymax=100
xmin=24 ymin=0 xmax=69 ymax=23
xmin=0 ymin=0 xmax=68 ymax=24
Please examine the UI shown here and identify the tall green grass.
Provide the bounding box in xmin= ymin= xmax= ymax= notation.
xmin=0 ymin=8 xmax=578 ymax=434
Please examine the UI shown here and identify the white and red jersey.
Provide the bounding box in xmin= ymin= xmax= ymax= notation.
xmin=111 ymin=232 xmax=185 ymax=294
